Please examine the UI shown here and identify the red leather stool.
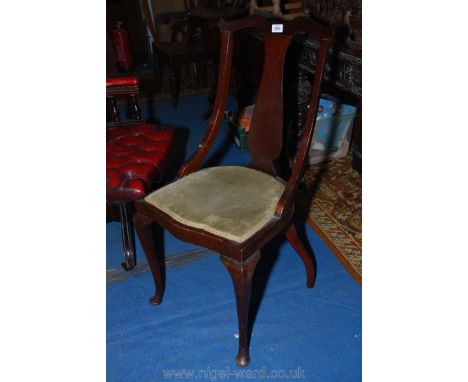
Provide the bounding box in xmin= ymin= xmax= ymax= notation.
xmin=106 ymin=77 xmax=176 ymax=270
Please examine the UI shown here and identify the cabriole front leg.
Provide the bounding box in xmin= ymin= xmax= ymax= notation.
xmin=220 ymin=252 xmax=261 ymax=367
xmin=134 ymin=212 xmax=165 ymax=305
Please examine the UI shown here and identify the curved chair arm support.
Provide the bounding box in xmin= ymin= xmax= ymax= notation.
xmin=177 ymin=30 xmax=234 ymax=177
xmin=275 ymin=38 xmax=331 ymax=218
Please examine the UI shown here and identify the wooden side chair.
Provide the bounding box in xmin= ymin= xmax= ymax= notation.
xmin=151 ymin=2 xmax=212 ymax=108
xmin=106 ymin=77 xmax=176 ymax=270
xmin=134 ymin=15 xmax=333 ymax=366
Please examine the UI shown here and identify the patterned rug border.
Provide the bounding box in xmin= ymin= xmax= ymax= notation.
xmin=297 ymin=155 xmax=362 ymax=286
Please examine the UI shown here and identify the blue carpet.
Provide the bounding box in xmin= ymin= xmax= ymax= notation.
xmin=107 ymin=94 xmax=361 ymax=381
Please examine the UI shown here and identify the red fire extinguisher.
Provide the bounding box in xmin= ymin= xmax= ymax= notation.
xmin=112 ymin=21 xmax=133 ymax=71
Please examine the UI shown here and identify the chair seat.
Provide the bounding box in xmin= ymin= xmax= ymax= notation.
xmin=144 ymin=166 xmax=285 ymax=243
xmin=107 ymin=123 xmax=175 ymax=201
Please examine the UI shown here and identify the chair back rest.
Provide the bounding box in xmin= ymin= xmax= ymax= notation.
xmin=218 ymin=15 xmax=333 ymax=176
xmin=177 ymin=14 xmax=332 ymax=214
xmin=106 ymin=77 xmax=143 ymax=128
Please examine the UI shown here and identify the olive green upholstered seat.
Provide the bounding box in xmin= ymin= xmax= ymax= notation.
xmin=144 ymin=166 xmax=285 ymax=243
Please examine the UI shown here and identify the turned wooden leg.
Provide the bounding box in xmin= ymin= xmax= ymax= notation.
xmin=168 ymin=57 xmax=179 ymax=108
xmin=130 ymin=94 xmax=142 ymax=120
xmin=285 ymin=223 xmax=315 ymax=288
xmin=220 ymin=252 xmax=261 ymax=367
xmin=109 ymin=96 xmax=121 ymax=123
xmin=118 ymin=201 xmax=136 ymax=271
xmin=134 ymin=212 xmax=165 ymax=305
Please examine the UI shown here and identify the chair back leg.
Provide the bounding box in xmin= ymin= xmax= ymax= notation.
xmin=285 ymin=222 xmax=316 ymax=288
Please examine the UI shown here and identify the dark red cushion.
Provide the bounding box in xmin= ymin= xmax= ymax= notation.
xmin=106 ymin=77 xmax=139 ymax=88
xmin=107 ymin=123 xmax=175 ymax=201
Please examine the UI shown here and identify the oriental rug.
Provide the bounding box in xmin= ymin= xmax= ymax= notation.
xmin=297 ymin=154 xmax=362 ymax=284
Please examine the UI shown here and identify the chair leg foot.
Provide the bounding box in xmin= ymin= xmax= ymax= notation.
xmin=220 ymin=252 xmax=261 ymax=368
xmin=119 ymin=202 xmax=136 ymax=270
xmin=149 ymin=294 xmax=163 ymax=305
xmin=134 ymin=212 xmax=165 ymax=305
xmin=236 ymin=350 xmax=250 ymax=368
xmin=285 ymin=222 xmax=315 ymax=288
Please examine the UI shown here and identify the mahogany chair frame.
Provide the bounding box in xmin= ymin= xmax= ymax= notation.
xmin=134 ymin=14 xmax=333 ymax=367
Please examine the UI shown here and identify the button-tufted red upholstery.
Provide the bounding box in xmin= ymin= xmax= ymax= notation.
xmin=107 ymin=123 xmax=176 ymax=202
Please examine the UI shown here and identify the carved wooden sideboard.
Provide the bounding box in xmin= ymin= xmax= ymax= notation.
xmin=299 ymin=0 xmax=361 ymax=97
xmin=304 ymin=0 xmax=361 ymax=172
xmin=298 ymin=37 xmax=361 ymax=97
xmin=286 ymin=0 xmax=362 ymax=173
xmin=284 ymin=32 xmax=361 ymax=173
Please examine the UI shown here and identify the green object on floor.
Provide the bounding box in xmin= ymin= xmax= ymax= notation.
xmin=235 ymin=126 xmax=249 ymax=152
xmin=224 ymin=111 xmax=249 ymax=152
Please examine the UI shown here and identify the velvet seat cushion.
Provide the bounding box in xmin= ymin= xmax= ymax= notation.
xmin=144 ymin=166 xmax=285 ymax=243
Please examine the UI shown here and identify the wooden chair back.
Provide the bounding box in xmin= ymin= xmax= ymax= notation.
xmin=106 ymin=78 xmax=142 ymax=128
xmin=179 ymin=15 xmax=333 ymax=216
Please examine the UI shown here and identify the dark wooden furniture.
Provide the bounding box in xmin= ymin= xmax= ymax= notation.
xmin=190 ymin=5 xmax=249 ymax=55
xmin=189 ymin=5 xmax=249 ymax=118
xmin=106 ymin=77 xmax=176 ymax=270
xmin=283 ymin=28 xmax=361 ymax=169
xmin=152 ymin=6 xmax=212 ymax=107
xmin=133 ymin=15 xmax=332 ymax=366
xmin=153 ymin=3 xmax=248 ymax=109
xmin=304 ymin=0 xmax=361 ymax=171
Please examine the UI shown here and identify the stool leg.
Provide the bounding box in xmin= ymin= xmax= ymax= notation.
xmin=119 ymin=201 xmax=136 ymax=270
xmin=109 ymin=96 xmax=121 ymax=122
xmin=220 ymin=252 xmax=261 ymax=367
xmin=130 ymin=94 xmax=142 ymax=120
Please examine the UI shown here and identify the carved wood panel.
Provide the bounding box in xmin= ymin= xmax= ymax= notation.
xmin=299 ymin=37 xmax=361 ymax=96
xmin=305 ymin=0 xmax=361 ymax=26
